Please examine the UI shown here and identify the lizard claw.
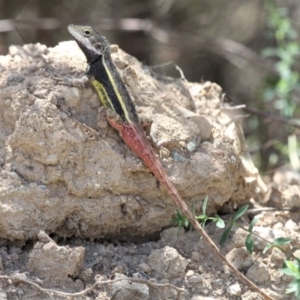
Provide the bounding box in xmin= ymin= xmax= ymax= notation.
xmin=105 ymin=108 xmax=125 ymax=132
xmin=106 ymin=108 xmax=123 ymax=124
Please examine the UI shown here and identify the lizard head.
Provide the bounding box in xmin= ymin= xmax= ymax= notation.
xmin=68 ymin=24 xmax=110 ymax=64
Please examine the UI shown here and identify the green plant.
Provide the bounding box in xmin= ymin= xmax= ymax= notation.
xmin=280 ymin=259 xmax=300 ymax=297
xmin=173 ymin=197 xmax=299 ymax=297
xmin=263 ymin=0 xmax=300 ymax=118
xmin=172 ymin=196 xmax=225 ymax=232
xmin=250 ymin=0 xmax=300 ymax=171
xmin=263 ymin=237 xmax=292 ymax=254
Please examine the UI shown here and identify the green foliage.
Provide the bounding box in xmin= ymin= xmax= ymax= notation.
xmin=172 ymin=198 xmax=297 ymax=297
xmin=245 ymin=217 xmax=259 ymax=254
xmin=263 ymin=237 xmax=292 ymax=254
xmin=251 ymin=0 xmax=300 ymax=171
xmin=173 ymin=200 xmax=293 ymax=257
xmin=172 ymin=209 xmax=190 ymax=230
xmin=172 ymin=196 xmax=225 ymax=231
xmin=263 ymin=0 xmax=300 ymax=118
xmin=220 ymin=205 xmax=249 ymax=246
xmin=280 ymin=259 xmax=300 ymax=297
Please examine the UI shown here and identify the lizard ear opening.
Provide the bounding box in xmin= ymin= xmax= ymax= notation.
xmin=94 ymin=42 xmax=103 ymax=52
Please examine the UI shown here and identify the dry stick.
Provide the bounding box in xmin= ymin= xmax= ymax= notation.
xmin=154 ymin=69 xmax=272 ymax=299
xmin=247 ymin=207 xmax=300 ymax=214
xmin=167 ymin=70 xmax=273 ymax=300
xmin=173 ymin=199 xmax=273 ymax=300
xmin=0 ymin=275 xmax=185 ymax=298
xmin=226 ymin=96 xmax=300 ymax=130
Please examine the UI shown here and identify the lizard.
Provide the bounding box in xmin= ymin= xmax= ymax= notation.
xmin=67 ymin=24 xmax=186 ymax=210
xmin=65 ymin=24 xmax=274 ymax=300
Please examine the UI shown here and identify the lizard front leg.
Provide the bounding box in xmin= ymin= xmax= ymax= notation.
xmin=54 ymin=74 xmax=90 ymax=89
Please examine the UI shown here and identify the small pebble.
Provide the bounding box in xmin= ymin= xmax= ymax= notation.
xmin=227 ymin=282 xmax=241 ymax=296
xmin=186 ymin=270 xmax=194 ymax=277
xmin=191 ymin=251 xmax=201 ymax=262
xmin=246 ymin=262 xmax=270 ymax=283
xmin=188 ymin=274 xmax=203 ymax=284
xmin=138 ymin=263 xmax=151 ymax=273
xmin=284 ymin=219 xmax=297 ymax=231
xmin=112 ymin=265 xmax=124 ymax=274
xmin=214 ymin=278 xmax=223 ymax=285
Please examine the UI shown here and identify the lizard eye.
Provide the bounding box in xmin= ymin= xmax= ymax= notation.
xmin=82 ymin=28 xmax=91 ymax=36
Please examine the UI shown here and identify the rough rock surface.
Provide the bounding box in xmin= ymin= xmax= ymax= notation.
xmin=0 ymin=41 xmax=267 ymax=241
xmin=147 ymin=246 xmax=188 ymax=279
xmin=27 ymin=231 xmax=85 ymax=289
xmin=111 ymin=273 xmax=150 ymax=300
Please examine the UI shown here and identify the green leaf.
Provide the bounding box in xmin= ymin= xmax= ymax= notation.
xmin=248 ymin=217 xmax=259 ymax=233
xmin=183 ymin=218 xmax=189 ymax=228
xmin=172 ymin=209 xmax=190 ymax=229
xmin=233 ymin=205 xmax=249 ymax=221
xmin=202 ymin=196 xmax=208 ymax=215
xmin=195 ymin=214 xmax=206 ymax=221
xmin=281 ymin=259 xmax=300 ymax=278
xmin=280 ymin=260 xmax=300 ymax=297
xmin=220 ymin=224 xmax=233 ymax=246
xmin=285 ymin=279 xmax=300 ymax=297
xmin=273 ymin=237 xmax=292 ymax=246
xmin=263 ymin=237 xmax=292 ymax=254
xmin=263 ymin=242 xmax=273 ymax=254
xmin=215 ymin=216 xmax=225 ymax=229
xmin=245 ymin=233 xmax=254 ymax=254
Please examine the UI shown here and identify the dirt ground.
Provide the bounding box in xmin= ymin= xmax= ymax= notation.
xmin=0 ymin=41 xmax=299 ymax=300
xmin=1 ymin=193 xmax=300 ymax=300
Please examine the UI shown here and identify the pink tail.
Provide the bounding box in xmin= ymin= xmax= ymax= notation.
xmin=108 ymin=119 xmax=183 ymax=207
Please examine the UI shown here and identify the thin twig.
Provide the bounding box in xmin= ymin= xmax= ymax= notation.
xmin=227 ymin=96 xmax=300 ymax=130
xmin=246 ymin=206 xmax=300 ymax=214
xmin=173 ymin=205 xmax=274 ymax=300
xmin=0 ymin=275 xmax=186 ymax=298
xmin=243 ymin=105 xmax=300 ymax=129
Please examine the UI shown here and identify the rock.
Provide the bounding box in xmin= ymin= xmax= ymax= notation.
xmin=138 ymin=262 xmax=152 ymax=273
xmin=246 ymin=262 xmax=270 ymax=283
xmin=112 ymin=265 xmax=124 ymax=275
xmin=270 ymin=183 xmax=300 ymax=207
xmin=77 ymin=268 xmax=94 ymax=285
xmin=265 ymin=289 xmax=283 ymax=300
xmin=269 ymin=248 xmax=285 ymax=266
xmin=0 ymin=255 xmax=3 ymax=273
xmin=160 ymin=227 xmax=201 ymax=252
xmin=284 ymin=219 xmax=297 ymax=231
xmin=253 ymin=227 xmax=287 ymax=251
xmin=111 ymin=273 xmax=150 ymax=300
xmin=185 ymin=270 xmax=195 ymax=277
xmin=241 ymin=291 xmax=264 ymax=300
xmin=188 ymin=274 xmax=204 ymax=284
xmin=147 ymin=246 xmax=188 ymax=279
xmin=0 ymin=291 xmax=7 ymax=300
xmin=226 ymin=282 xmax=241 ymax=296
xmin=27 ymin=231 xmax=85 ymax=287
xmin=191 ymin=250 xmax=201 ymax=262
xmin=293 ymin=249 xmax=300 ymax=259
xmin=225 ymin=247 xmax=253 ymax=271
xmin=273 ymin=168 xmax=300 ymax=185
xmin=0 ymin=40 xmax=266 ymax=241
xmin=191 ymin=297 xmax=215 ymax=300
xmin=224 ymin=228 xmax=248 ymax=249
